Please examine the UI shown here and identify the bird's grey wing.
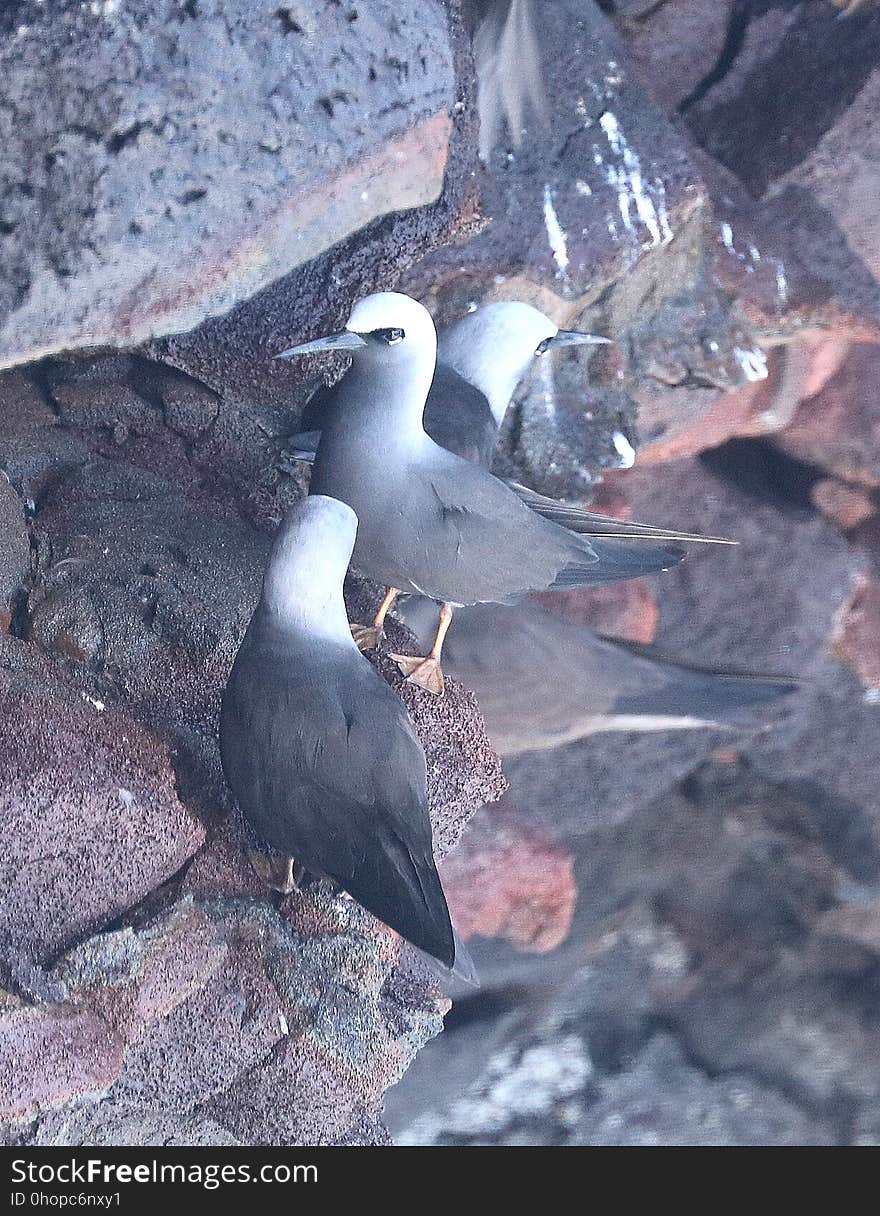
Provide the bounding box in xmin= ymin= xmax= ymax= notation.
xmin=222 ymin=648 xmax=454 ymax=965
xmin=506 ymin=481 xmax=735 ymax=545
xmin=403 ymin=600 xmax=628 ymax=756
xmin=471 ymin=0 xmax=548 ymax=160
xmin=424 ymin=364 xmax=498 ymax=466
xmin=287 ymin=378 xmax=340 ymax=462
xmin=408 ymin=601 xmax=798 ymax=757
xmin=597 ymin=635 xmax=801 ymax=724
xmin=420 ymin=455 xmax=601 ymax=603
xmin=292 ymin=364 xmax=498 ymax=467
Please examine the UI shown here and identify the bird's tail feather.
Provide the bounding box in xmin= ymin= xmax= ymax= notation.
xmin=415 ymin=927 xmax=480 ymax=989
xmin=509 ymin=481 xmax=736 ymax=545
xmin=552 ymin=538 xmax=685 ymax=589
xmin=610 ymin=640 xmax=801 ymax=723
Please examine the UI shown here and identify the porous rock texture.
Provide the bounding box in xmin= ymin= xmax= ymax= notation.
xmin=0 ymin=0 xmax=464 ymax=368
xmin=4 ymin=0 xmax=880 ymax=1149
xmin=0 ymin=348 xmax=505 ymax=1146
xmin=385 ymin=1 xmax=880 ymax=1146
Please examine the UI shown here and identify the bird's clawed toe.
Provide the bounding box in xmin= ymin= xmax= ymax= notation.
xmin=247 ymin=850 xmax=304 ymax=895
xmin=350 ymin=622 xmax=383 ymax=651
xmin=391 ymin=653 xmax=445 ymax=695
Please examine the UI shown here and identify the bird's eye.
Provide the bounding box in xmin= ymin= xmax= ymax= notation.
xmin=370 ymin=327 xmax=406 ymax=345
xmin=535 ymin=337 xmax=553 ymax=356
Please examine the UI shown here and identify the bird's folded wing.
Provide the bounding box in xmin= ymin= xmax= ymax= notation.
xmin=226 ymin=658 xmax=454 ymax=963
xmin=423 ymin=364 xmax=498 ymax=466
xmin=303 ymin=678 xmax=454 ymax=965
xmin=424 ymin=460 xmax=603 ymax=603
xmin=251 ymin=664 xmax=430 ymax=849
xmin=506 ymin=481 xmax=736 ymax=544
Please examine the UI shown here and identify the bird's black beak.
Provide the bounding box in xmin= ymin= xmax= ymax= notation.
xmin=275 ymin=331 xmax=368 ymax=359
xmin=536 ymin=330 xmax=612 ymax=355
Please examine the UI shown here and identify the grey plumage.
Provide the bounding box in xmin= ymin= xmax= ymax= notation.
xmin=291 ymin=301 xmax=605 ymax=467
xmin=399 ymin=598 xmax=799 ymax=758
xmin=220 ymin=495 xmax=456 ymax=968
xmin=295 ymin=359 xmax=499 ymax=468
xmin=468 ymin=0 xmax=549 ymax=160
xmin=289 ymin=301 xmax=723 ymax=548
xmin=295 ymin=294 xmax=684 ymax=606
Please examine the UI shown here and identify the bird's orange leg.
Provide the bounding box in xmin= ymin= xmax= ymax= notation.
xmin=351 ymin=586 xmax=400 ymax=652
xmin=391 ymin=601 xmax=454 ymax=695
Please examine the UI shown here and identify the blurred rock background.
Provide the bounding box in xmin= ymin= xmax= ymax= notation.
xmin=2 ymin=0 xmax=879 ymax=1146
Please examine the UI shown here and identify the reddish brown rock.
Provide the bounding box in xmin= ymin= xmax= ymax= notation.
xmin=775 ymin=342 xmax=880 ymax=488
xmin=531 ymin=580 xmax=659 ymax=645
xmin=811 ymin=479 xmax=876 ymax=532
xmin=0 ymin=1002 xmax=124 ymax=1121
xmin=767 ymin=56 xmax=880 ymax=285
xmin=831 ymin=573 xmax=880 ymax=692
xmin=441 ymin=798 xmax=576 ymax=955
xmin=0 ymin=653 xmax=205 ymax=969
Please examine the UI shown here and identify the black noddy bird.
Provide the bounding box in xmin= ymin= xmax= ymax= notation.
xmin=289 ymin=300 xmax=613 ymax=469
xmin=220 ymin=494 xmax=460 ymax=972
xmin=399 ymin=598 xmax=799 ymax=758
xmin=287 ymin=300 xmax=728 ymax=551
xmin=276 ymin=293 xmax=706 ymax=695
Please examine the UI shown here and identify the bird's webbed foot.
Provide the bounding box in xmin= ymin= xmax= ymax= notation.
xmin=390 ymin=652 xmax=446 ymax=695
xmin=350 ymin=622 xmax=383 ymax=651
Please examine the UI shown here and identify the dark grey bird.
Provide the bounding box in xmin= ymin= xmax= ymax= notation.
xmin=289 ymin=300 xmax=612 ymax=468
xmin=399 ymin=597 xmax=799 ymax=758
xmin=219 ymin=494 xmax=459 ymax=971
xmin=277 ymin=293 xmax=702 ymax=694
xmin=288 ymin=300 xmax=715 ymax=552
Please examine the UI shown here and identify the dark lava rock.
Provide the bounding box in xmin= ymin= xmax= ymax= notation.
xmin=0 ymin=0 xmax=464 ymax=368
xmin=0 ymin=644 xmax=205 ymax=976
xmin=0 ymin=350 xmax=505 ymax=1146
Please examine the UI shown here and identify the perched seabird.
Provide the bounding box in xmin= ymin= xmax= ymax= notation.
xmin=287 ymin=300 xmax=727 ymax=549
xmin=289 ymin=300 xmax=609 ymax=468
xmin=220 ymin=494 xmax=459 ymax=971
xmin=399 ymin=598 xmax=799 ymax=758
xmin=277 ymin=293 xmax=690 ymax=694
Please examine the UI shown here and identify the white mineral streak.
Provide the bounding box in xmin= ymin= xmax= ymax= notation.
xmin=599 ymin=112 xmax=672 ymax=252
xmin=734 ymin=346 xmax=769 ymax=382
xmin=543 ymin=184 xmax=570 ymax=274
xmin=612 ymin=431 xmax=637 ymax=469
xmin=775 ymin=259 xmax=788 ymax=305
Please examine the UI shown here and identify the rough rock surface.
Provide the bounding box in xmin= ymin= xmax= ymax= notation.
xmin=441 ymin=796 xmax=576 ymax=955
xmin=0 ymin=0 xmax=464 ymax=368
xmin=0 ymin=353 xmax=504 ymax=1146
xmin=4 ymin=0 xmax=880 ymax=1150
xmin=387 ymin=449 xmax=880 ymax=1146
xmin=402 ymin=2 xmax=880 ymax=495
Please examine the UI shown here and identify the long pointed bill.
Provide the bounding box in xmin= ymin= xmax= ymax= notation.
xmin=275 ymin=331 xmax=368 ymax=359
xmin=539 ymin=330 xmax=613 ymax=353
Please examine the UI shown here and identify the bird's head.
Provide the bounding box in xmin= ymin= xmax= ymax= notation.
xmin=275 ymin=292 xmax=437 ymax=369
xmin=438 ymin=302 xmax=610 ymax=424
xmin=262 ymin=495 xmax=358 ymax=630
